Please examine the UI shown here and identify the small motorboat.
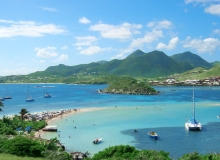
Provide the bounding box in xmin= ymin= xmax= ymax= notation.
xmin=43 ymin=125 xmax=58 ymax=131
xmin=148 ymin=131 xmax=158 ymax=139
xmin=93 ymin=138 xmax=102 ymax=144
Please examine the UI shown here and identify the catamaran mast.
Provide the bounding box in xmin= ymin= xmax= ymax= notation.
xmin=192 ymin=85 xmax=195 ymax=120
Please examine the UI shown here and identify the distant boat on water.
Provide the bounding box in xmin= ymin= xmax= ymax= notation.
xmin=4 ymin=86 xmax=12 ymax=99
xmin=44 ymin=84 xmax=52 ymax=98
xmin=43 ymin=125 xmax=57 ymax=131
xmin=185 ymin=85 xmax=202 ymax=131
xmin=148 ymin=131 xmax=158 ymax=139
xmin=44 ymin=93 xmax=51 ymax=98
xmin=93 ymin=138 xmax=102 ymax=144
xmin=4 ymin=96 xmax=12 ymax=99
xmin=26 ymin=85 xmax=34 ymax=102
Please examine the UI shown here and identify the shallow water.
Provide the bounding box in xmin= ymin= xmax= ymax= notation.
xmin=1 ymin=84 xmax=220 ymax=159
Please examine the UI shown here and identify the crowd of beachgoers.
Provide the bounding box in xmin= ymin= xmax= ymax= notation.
xmin=23 ymin=109 xmax=77 ymax=121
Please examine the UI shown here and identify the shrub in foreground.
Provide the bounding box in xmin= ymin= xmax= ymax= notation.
xmin=86 ymin=145 xmax=171 ymax=160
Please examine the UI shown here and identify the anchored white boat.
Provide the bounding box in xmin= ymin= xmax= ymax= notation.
xmin=185 ymin=86 xmax=202 ymax=131
xmin=148 ymin=131 xmax=158 ymax=139
xmin=93 ymin=138 xmax=102 ymax=144
xmin=26 ymin=85 xmax=34 ymax=102
xmin=43 ymin=125 xmax=57 ymax=131
xmin=44 ymin=85 xmax=52 ymax=98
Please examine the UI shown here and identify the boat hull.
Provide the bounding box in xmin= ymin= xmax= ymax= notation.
xmin=148 ymin=132 xmax=158 ymax=139
xmin=42 ymin=128 xmax=57 ymax=131
xmin=4 ymin=96 xmax=12 ymax=99
xmin=43 ymin=125 xmax=57 ymax=132
xmin=93 ymin=138 xmax=102 ymax=144
xmin=26 ymin=98 xmax=34 ymax=102
xmin=44 ymin=94 xmax=51 ymax=98
xmin=185 ymin=122 xmax=202 ymax=131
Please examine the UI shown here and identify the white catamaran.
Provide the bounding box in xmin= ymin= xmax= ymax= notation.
xmin=185 ymin=85 xmax=202 ymax=131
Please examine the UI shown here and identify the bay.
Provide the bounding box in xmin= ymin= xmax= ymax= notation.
xmin=1 ymin=84 xmax=220 ymax=159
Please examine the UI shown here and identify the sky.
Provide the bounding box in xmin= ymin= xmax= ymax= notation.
xmin=0 ymin=0 xmax=220 ymax=76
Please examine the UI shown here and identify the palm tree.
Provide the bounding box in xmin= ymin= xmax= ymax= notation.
xmin=19 ymin=108 xmax=28 ymax=121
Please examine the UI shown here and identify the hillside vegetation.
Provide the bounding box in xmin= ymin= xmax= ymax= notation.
xmin=0 ymin=49 xmax=219 ymax=84
xmin=99 ymin=76 xmax=158 ymax=95
xmin=169 ymin=65 xmax=220 ymax=81
xmin=26 ymin=49 xmax=215 ymax=78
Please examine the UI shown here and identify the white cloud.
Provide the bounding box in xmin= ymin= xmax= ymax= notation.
xmin=157 ymin=37 xmax=179 ymax=50
xmin=35 ymin=46 xmax=59 ymax=58
xmin=111 ymin=48 xmax=133 ymax=59
xmin=2 ymin=67 xmax=39 ymax=76
xmin=74 ymin=36 xmax=98 ymax=49
xmin=183 ymin=36 xmax=220 ymax=53
xmin=111 ymin=53 xmax=125 ymax=59
xmin=41 ymin=7 xmax=57 ymax=12
xmin=111 ymin=29 xmax=163 ymax=59
xmin=75 ymin=36 xmax=97 ymax=44
xmin=89 ymin=22 xmax=142 ymax=40
xmin=147 ymin=20 xmax=172 ymax=30
xmin=79 ymin=17 xmax=91 ymax=24
xmin=130 ymin=29 xmax=163 ymax=48
xmin=185 ymin=0 xmax=220 ymax=4
xmin=213 ymin=29 xmax=220 ymax=35
xmin=0 ymin=19 xmax=67 ymax=37
xmin=80 ymin=46 xmax=111 ymax=55
xmin=54 ymin=54 xmax=68 ymax=62
xmin=61 ymin=46 xmax=68 ymax=50
xmin=205 ymin=4 xmax=220 ymax=15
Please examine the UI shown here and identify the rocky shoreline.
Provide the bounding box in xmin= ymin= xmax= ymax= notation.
xmin=97 ymin=89 xmax=160 ymax=95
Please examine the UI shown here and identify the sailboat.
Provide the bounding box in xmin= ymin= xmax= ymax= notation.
xmin=44 ymin=85 xmax=51 ymax=98
xmin=26 ymin=85 xmax=34 ymax=102
xmin=185 ymin=85 xmax=202 ymax=131
xmin=4 ymin=86 xmax=12 ymax=99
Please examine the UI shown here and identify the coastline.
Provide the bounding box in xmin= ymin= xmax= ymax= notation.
xmin=34 ymin=107 xmax=106 ymax=138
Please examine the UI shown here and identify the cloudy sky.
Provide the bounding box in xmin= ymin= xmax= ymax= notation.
xmin=0 ymin=0 xmax=220 ymax=76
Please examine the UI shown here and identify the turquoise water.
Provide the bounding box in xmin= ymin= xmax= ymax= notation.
xmin=1 ymin=84 xmax=220 ymax=159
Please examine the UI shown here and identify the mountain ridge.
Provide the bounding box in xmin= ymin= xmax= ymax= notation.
xmin=28 ymin=49 xmax=216 ymax=78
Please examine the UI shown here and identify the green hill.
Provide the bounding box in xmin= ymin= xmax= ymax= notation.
xmin=125 ymin=49 xmax=146 ymax=59
xmin=110 ymin=50 xmax=193 ymax=77
xmin=212 ymin=61 xmax=220 ymax=66
xmin=27 ymin=50 xmax=215 ymax=79
xmin=171 ymin=51 xmax=212 ymax=69
xmin=173 ymin=65 xmax=220 ymax=81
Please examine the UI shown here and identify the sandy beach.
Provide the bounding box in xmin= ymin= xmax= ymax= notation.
xmin=34 ymin=107 xmax=106 ymax=138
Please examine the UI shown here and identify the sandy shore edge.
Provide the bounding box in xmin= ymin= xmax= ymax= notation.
xmin=34 ymin=107 xmax=106 ymax=138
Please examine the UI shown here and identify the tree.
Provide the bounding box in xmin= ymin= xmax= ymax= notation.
xmin=19 ymin=108 xmax=28 ymax=121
